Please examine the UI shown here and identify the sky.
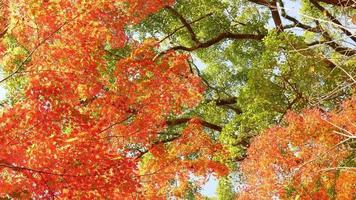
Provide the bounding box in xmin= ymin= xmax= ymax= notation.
xmin=0 ymin=71 xmax=7 ymax=100
xmin=201 ymin=175 xmax=219 ymax=197
xmin=0 ymin=87 xmax=6 ymax=100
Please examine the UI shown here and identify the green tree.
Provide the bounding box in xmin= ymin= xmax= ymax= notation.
xmin=217 ymin=176 xmax=235 ymax=200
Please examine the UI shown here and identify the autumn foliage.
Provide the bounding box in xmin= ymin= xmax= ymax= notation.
xmin=0 ymin=0 xmax=355 ymax=199
xmin=239 ymin=98 xmax=355 ymax=200
xmin=0 ymin=0 xmax=226 ymax=198
xmin=140 ymin=121 xmax=228 ymax=198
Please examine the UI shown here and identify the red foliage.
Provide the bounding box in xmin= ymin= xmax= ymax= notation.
xmin=0 ymin=1 xmax=224 ymax=198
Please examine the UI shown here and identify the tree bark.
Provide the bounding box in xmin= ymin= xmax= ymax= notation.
xmin=316 ymin=0 xmax=356 ymax=8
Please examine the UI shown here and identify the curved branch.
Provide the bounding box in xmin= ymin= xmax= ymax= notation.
xmin=155 ymin=32 xmax=264 ymax=59
xmin=165 ymin=6 xmax=201 ymax=44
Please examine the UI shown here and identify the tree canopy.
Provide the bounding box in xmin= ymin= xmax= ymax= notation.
xmin=0 ymin=0 xmax=355 ymax=199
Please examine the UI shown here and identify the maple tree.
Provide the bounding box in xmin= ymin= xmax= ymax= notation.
xmin=0 ymin=0 xmax=355 ymax=199
xmin=239 ymin=97 xmax=355 ymax=199
xmin=0 ymin=0 xmax=221 ymax=198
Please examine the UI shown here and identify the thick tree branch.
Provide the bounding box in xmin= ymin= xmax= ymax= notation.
xmin=160 ymin=12 xmax=213 ymax=43
xmin=324 ymin=40 xmax=356 ymax=56
xmin=316 ymin=0 xmax=356 ymax=7
xmin=269 ymin=0 xmax=284 ymax=32
xmin=213 ymin=97 xmax=243 ymax=114
xmin=165 ymin=6 xmax=201 ymax=44
xmin=0 ymin=26 xmax=7 ymax=38
xmin=322 ymin=58 xmax=337 ymax=69
xmin=248 ymin=0 xmax=284 ymax=32
xmin=135 ymin=128 xmax=251 ymax=161
xmin=166 ymin=117 xmax=222 ymax=132
xmin=215 ymin=97 xmax=237 ymax=106
xmin=135 ymin=117 xmax=224 ymax=160
xmin=155 ymin=32 xmax=264 ymax=59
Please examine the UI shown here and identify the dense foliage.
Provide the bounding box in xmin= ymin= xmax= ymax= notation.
xmin=240 ymin=98 xmax=355 ymax=199
xmin=0 ymin=0 xmax=354 ymax=199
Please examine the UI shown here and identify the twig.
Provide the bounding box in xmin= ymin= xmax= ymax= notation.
xmin=0 ymin=14 xmax=80 ymax=84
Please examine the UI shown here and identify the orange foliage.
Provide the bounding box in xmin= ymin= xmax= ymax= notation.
xmin=0 ymin=0 xmax=225 ymax=199
xmin=239 ymin=98 xmax=355 ymax=200
xmin=140 ymin=121 xmax=228 ymax=199
xmin=335 ymin=171 xmax=356 ymax=200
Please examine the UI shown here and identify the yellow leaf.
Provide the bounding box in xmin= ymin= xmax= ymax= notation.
xmin=352 ymin=15 xmax=356 ymax=25
xmin=111 ymin=156 xmax=122 ymax=160
xmin=59 ymin=144 xmax=71 ymax=150
xmin=65 ymin=137 xmax=79 ymax=143
xmin=310 ymin=66 xmax=315 ymax=73
xmin=323 ymin=10 xmax=328 ymax=16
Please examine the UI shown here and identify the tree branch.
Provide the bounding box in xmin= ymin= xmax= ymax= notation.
xmin=214 ymin=97 xmax=237 ymax=106
xmin=315 ymin=0 xmax=356 ymax=8
xmin=134 ymin=134 xmax=181 ymax=160
xmin=317 ymin=23 xmax=356 ymax=56
xmin=97 ymin=114 xmax=135 ymax=135
xmin=213 ymin=97 xmax=243 ymax=114
xmin=0 ymin=26 xmax=7 ymax=38
xmin=248 ymin=0 xmax=284 ymax=32
xmin=279 ymin=0 xmax=320 ymax=33
xmin=309 ymin=0 xmax=356 ymax=42
xmin=165 ymin=6 xmax=201 ymax=44
xmin=269 ymin=0 xmax=284 ymax=32
xmin=279 ymin=0 xmax=355 ymax=57
xmin=155 ymin=32 xmax=264 ymax=59
xmin=159 ymin=12 xmax=213 ymax=44
xmin=166 ymin=117 xmax=222 ymax=132
xmin=0 ymin=162 xmax=80 ymax=177
xmin=0 ymin=15 xmax=79 ymax=84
